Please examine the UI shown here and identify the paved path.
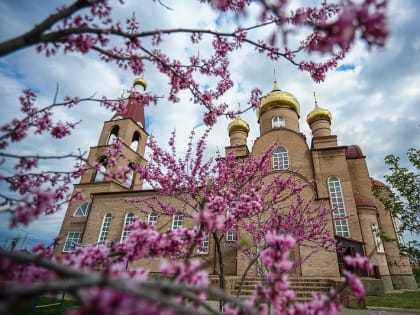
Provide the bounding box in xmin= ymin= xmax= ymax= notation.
xmin=342 ymin=307 xmax=420 ymax=315
xmin=205 ymin=301 xmax=420 ymax=314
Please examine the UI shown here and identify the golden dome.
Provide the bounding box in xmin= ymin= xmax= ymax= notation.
xmin=306 ymin=96 xmax=332 ymax=125
xmin=228 ymin=115 xmax=250 ymax=135
xmin=133 ymin=77 xmax=147 ymax=91
xmin=257 ymin=81 xmax=300 ymax=118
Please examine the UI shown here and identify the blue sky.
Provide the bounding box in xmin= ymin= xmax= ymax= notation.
xmin=336 ymin=64 xmax=355 ymax=72
xmin=0 ymin=0 xmax=419 ymax=248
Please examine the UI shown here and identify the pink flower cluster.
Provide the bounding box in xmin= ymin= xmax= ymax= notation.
xmin=342 ymin=253 xmax=373 ymax=298
xmin=0 ymin=0 xmax=389 ymax=312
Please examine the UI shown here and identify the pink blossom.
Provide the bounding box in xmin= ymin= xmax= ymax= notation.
xmin=344 ymin=253 xmax=373 ymax=272
xmin=344 ymin=270 xmax=365 ymax=298
xmin=0 ymin=1 xmax=391 ymax=312
xmin=51 ymin=121 xmax=71 ymax=138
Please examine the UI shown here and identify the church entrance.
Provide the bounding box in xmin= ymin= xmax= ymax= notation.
xmin=335 ymin=236 xmax=368 ymax=276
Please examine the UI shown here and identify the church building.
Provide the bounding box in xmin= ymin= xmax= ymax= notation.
xmin=55 ymin=78 xmax=417 ymax=294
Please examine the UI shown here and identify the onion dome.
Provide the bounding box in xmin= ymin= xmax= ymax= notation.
xmin=354 ymin=193 xmax=377 ymax=210
xmin=228 ymin=115 xmax=250 ymax=135
xmin=306 ymin=95 xmax=332 ymax=125
xmin=133 ymin=77 xmax=147 ymax=91
xmin=372 ymin=179 xmax=387 ymax=188
xmin=257 ymin=81 xmax=300 ymax=118
xmin=346 ymin=145 xmax=365 ymax=159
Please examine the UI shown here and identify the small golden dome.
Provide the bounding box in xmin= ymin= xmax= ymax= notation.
xmin=306 ymin=96 xmax=332 ymax=125
xmin=228 ymin=115 xmax=250 ymax=135
xmin=257 ymin=81 xmax=300 ymax=118
xmin=133 ymin=77 xmax=147 ymax=91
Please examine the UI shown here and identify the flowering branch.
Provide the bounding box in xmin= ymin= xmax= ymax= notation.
xmin=0 ymin=0 xmax=388 ymax=124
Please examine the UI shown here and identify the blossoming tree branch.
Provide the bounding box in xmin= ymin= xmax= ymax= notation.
xmin=0 ymin=0 xmax=388 ymax=314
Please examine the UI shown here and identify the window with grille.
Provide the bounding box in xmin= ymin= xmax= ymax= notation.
xmin=121 ymin=213 xmax=134 ymax=242
xmin=392 ymin=216 xmax=405 ymax=247
xmin=73 ymin=202 xmax=90 ymax=216
xmin=372 ymin=223 xmax=385 ymax=253
xmin=172 ymin=212 xmax=183 ymax=230
xmin=226 ymin=207 xmax=237 ymax=242
xmin=273 ymin=146 xmax=289 ymax=170
xmin=197 ymin=233 xmax=209 ymax=254
xmin=63 ymin=232 xmax=82 ymax=252
xmin=98 ymin=213 xmax=112 ymax=245
xmin=328 ymin=177 xmax=350 ymax=237
xmin=272 ymin=116 xmax=285 ymax=129
xmin=148 ymin=212 xmax=158 ymax=225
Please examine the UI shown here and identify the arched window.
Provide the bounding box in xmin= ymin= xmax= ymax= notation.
xmin=226 ymin=206 xmax=237 ymax=242
xmin=73 ymin=202 xmax=90 ymax=217
xmin=273 ymin=146 xmax=289 ymax=170
xmin=272 ymin=116 xmax=285 ymax=129
xmin=197 ymin=233 xmax=209 ymax=254
xmin=63 ymin=232 xmax=82 ymax=252
xmin=328 ymin=177 xmax=350 ymax=237
xmin=93 ymin=157 xmax=107 ymax=182
xmin=148 ymin=212 xmax=158 ymax=225
xmin=172 ymin=212 xmax=183 ymax=230
xmin=107 ymin=126 xmax=119 ymax=145
xmin=98 ymin=213 xmax=112 ymax=245
xmin=124 ymin=163 xmax=135 ymax=188
xmin=372 ymin=223 xmax=385 ymax=253
xmin=121 ymin=213 xmax=134 ymax=242
xmin=130 ymin=131 xmax=140 ymax=152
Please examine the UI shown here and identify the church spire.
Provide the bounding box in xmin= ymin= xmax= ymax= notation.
xmin=111 ymin=78 xmax=147 ymax=129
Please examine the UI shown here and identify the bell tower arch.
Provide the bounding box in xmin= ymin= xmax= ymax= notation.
xmin=55 ymin=78 xmax=149 ymax=254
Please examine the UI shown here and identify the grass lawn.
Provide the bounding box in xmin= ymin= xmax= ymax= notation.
xmin=414 ymin=268 xmax=420 ymax=286
xmin=366 ymin=291 xmax=420 ymax=310
xmin=11 ymin=296 xmax=78 ymax=315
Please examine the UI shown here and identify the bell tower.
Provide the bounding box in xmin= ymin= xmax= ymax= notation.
xmin=55 ymin=78 xmax=149 ymax=254
xmin=79 ymin=78 xmax=148 ymax=190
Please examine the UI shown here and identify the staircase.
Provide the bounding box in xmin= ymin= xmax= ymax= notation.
xmin=231 ymin=277 xmax=334 ymax=302
xmin=289 ymin=278 xmax=334 ymax=302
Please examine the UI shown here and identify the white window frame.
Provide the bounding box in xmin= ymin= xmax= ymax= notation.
xmin=98 ymin=213 xmax=112 ymax=245
xmin=73 ymin=202 xmax=90 ymax=217
xmin=272 ymin=116 xmax=285 ymax=129
xmin=172 ymin=212 xmax=183 ymax=230
xmin=197 ymin=233 xmax=209 ymax=254
xmin=148 ymin=212 xmax=158 ymax=225
xmin=226 ymin=207 xmax=237 ymax=242
xmin=120 ymin=213 xmax=134 ymax=242
xmin=63 ymin=232 xmax=82 ymax=252
xmin=328 ymin=176 xmax=350 ymax=238
xmin=391 ymin=216 xmax=405 ymax=247
xmin=273 ymin=146 xmax=289 ymax=170
xmin=372 ymin=222 xmax=385 ymax=253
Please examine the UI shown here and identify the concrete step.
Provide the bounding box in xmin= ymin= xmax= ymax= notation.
xmin=230 ymin=278 xmax=335 ymax=302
